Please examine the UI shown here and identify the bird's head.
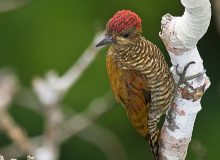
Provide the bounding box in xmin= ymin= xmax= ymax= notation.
xmin=96 ymin=10 xmax=142 ymax=48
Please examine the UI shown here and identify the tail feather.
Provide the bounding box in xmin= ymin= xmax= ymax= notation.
xmin=145 ymin=129 xmax=160 ymax=160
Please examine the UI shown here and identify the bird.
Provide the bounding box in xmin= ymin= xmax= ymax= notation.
xmin=96 ymin=10 xmax=176 ymax=159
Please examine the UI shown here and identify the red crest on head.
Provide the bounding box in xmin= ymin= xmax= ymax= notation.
xmin=106 ymin=10 xmax=142 ymax=33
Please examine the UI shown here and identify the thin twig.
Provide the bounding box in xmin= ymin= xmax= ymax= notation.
xmin=58 ymin=31 xmax=105 ymax=92
xmin=0 ymin=92 xmax=118 ymax=160
xmin=0 ymin=155 xmax=35 ymax=160
xmin=0 ymin=70 xmax=32 ymax=153
xmin=56 ymin=92 xmax=115 ymax=142
xmin=30 ymin=31 xmax=105 ymax=160
xmin=32 ymin=31 xmax=105 ymax=106
xmin=79 ymin=125 xmax=127 ymax=160
xmin=0 ymin=0 xmax=33 ymax=13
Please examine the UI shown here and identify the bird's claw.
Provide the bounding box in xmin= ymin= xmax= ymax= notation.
xmin=175 ymin=61 xmax=205 ymax=86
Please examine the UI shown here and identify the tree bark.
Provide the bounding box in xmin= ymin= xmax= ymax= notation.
xmin=158 ymin=0 xmax=211 ymax=159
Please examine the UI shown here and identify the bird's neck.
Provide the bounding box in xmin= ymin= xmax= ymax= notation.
xmin=111 ymin=36 xmax=143 ymax=52
xmin=109 ymin=36 xmax=153 ymax=69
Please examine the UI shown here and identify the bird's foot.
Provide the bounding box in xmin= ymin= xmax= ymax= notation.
xmin=175 ymin=61 xmax=205 ymax=87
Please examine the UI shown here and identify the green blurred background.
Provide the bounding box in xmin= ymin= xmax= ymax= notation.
xmin=0 ymin=0 xmax=219 ymax=159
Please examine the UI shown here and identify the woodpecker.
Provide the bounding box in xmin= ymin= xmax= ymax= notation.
xmin=96 ymin=10 xmax=175 ymax=159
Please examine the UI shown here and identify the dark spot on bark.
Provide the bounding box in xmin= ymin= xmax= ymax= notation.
xmin=179 ymin=82 xmax=206 ymax=102
xmin=166 ymin=103 xmax=179 ymax=131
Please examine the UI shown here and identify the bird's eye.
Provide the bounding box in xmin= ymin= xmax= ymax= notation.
xmin=123 ymin=33 xmax=130 ymax=38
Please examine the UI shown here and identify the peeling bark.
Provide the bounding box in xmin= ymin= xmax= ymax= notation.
xmin=158 ymin=0 xmax=211 ymax=159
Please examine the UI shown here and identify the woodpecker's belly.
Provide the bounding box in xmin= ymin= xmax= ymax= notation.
xmin=106 ymin=53 xmax=150 ymax=136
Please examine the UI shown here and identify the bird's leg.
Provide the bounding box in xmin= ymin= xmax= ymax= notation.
xmin=175 ymin=61 xmax=205 ymax=90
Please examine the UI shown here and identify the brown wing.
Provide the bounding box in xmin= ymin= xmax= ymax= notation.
xmin=106 ymin=52 xmax=150 ymax=136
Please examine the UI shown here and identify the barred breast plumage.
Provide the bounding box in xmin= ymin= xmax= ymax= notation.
xmin=106 ymin=36 xmax=175 ymax=137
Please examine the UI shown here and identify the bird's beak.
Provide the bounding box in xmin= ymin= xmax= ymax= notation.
xmin=96 ymin=34 xmax=115 ymax=47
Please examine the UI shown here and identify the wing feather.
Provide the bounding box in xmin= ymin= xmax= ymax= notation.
xmin=106 ymin=53 xmax=150 ymax=136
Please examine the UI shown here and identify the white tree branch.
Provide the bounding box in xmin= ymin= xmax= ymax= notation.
xmin=56 ymin=92 xmax=115 ymax=142
xmin=79 ymin=125 xmax=127 ymax=160
xmin=158 ymin=0 xmax=211 ymax=159
xmin=0 ymin=93 xmax=125 ymax=160
xmin=0 ymin=31 xmax=119 ymax=160
xmin=30 ymin=31 xmax=108 ymax=160
xmin=32 ymin=31 xmax=105 ymax=106
xmin=0 ymin=70 xmax=31 ymax=153
xmin=0 ymin=155 xmax=34 ymax=160
xmin=0 ymin=0 xmax=32 ymax=13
